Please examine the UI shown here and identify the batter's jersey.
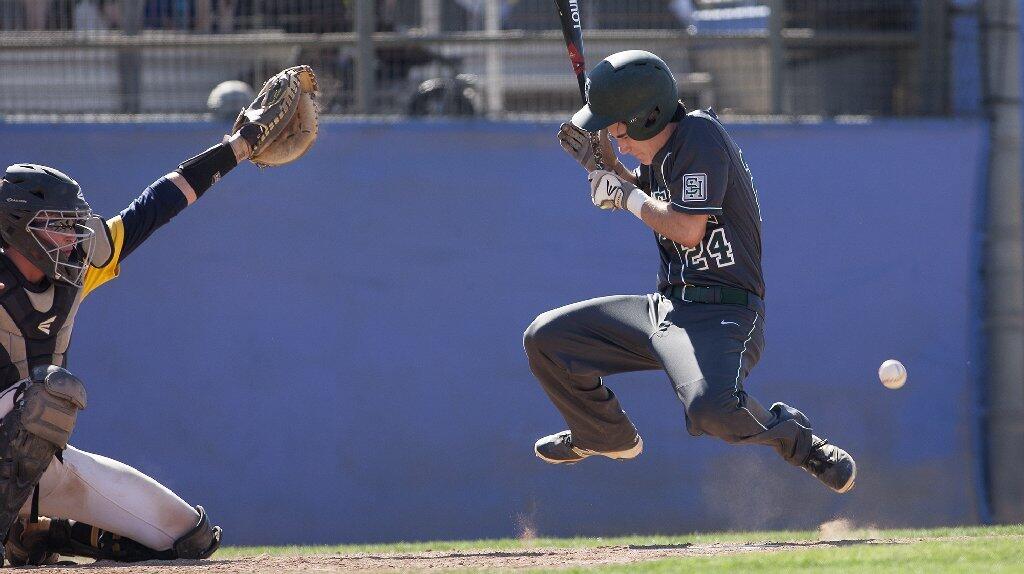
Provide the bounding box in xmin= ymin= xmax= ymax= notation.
xmin=636 ymin=109 xmax=765 ymax=299
xmin=0 ymin=175 xmax=194 ymax=391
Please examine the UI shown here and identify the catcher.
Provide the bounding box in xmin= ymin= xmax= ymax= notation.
xmin=0 ymin=65 xmax=318 ymax=566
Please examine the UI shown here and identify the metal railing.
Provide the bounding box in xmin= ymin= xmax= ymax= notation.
xmin=0 ymin=0 xmax=955 ymax=118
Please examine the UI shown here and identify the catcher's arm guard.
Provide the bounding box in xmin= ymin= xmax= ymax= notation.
xmin=233 ymin=65 xmax=320 ymax=168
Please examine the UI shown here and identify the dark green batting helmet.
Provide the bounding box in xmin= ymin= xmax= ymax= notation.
xmin=572 ymin=50 xmax=680 ymax=141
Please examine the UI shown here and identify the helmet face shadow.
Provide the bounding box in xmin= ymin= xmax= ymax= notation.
xmin=26 ymin=211 xmax=97 ymax=287
xmin=0 ymin=164 xmax=98 ymax=287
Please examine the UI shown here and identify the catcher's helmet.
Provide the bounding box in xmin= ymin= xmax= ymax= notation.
xmin=571 ymin=50 xmax=680 ymax=141
xmin=0 ymin=164 xmax=98 ymax=287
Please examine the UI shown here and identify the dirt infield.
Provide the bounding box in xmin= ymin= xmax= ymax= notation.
xmin=24 ymin=537 xmax=923 ymax=573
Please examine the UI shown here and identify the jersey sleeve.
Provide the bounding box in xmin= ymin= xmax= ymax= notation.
xmin=79 ymin=175 xmax=190 ymax=298
xmin=81 ymin=215 xmax=126 ymax=298
xmin=664 ymin=120 xmax=730 ymax=215
xmin=116 ymin=176 xmax=189 ymax=261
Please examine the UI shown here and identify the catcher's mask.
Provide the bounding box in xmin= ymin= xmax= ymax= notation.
xmin=0 ymin=164 xmax=108 ymax=287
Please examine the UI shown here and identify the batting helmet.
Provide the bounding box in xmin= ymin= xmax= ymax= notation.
xmin=0 ymin=164 xmax=98 ymax=287
xmin=571 ymin=50 xmax=680 ymax=141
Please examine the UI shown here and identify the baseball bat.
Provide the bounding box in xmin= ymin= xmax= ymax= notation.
xmin=553 ymin=0 xmax=605 ymax=169
xmin=553 ymin=0 xmax=587 ymax=102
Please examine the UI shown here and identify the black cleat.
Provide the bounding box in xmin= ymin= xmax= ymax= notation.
xmin=534 ymin=431 xmax=643 ymax=465
xmin=4 ymin=516 xmax=60 ymax=566
xmin=801 ymin=436 xmax=857 ymax=493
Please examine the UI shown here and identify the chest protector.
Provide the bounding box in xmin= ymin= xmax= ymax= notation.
xmin=0 ymin=257 xmax=81 ymax=391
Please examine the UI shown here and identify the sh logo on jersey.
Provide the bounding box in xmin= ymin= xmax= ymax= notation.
xmin=682 ymin=173 xmax=707 ymax=202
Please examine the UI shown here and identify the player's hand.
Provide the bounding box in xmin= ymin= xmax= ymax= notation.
xmin=558 ymin=123 xmax=615 ymax=172
xmin=233 ymin=65 xmax=319 ymax=168
xmin=588 ymin=170 xmax=636 ymax=211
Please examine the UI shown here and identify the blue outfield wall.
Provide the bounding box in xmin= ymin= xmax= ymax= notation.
xmin=0 ymin=119 xmax=986 ymax=544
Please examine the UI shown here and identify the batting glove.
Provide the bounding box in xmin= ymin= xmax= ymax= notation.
xmin=558 ymin=123 xmax=613 ymax=172
xmin=588 ymin=169 xmax=634 ymax=210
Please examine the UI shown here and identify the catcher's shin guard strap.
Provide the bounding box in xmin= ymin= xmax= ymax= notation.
xmin=66 ymin=520 xmax=174 ymax=562
xmin=19 ymin=518 xmax=174 ymax=563
xmin=172 ymin=506 xmax=221 ymax=559
xmin=176 ymin=143 xmax=238 ymax=199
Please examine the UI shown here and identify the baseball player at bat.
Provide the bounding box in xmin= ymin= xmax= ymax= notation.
xmin=0 ymin=66 xmax=318 ymax=566
xmin=531 ymin=51 xmax=856 ymax=493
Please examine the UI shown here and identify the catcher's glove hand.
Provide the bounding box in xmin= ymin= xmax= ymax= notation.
xmin=233 ymin=65 xmax=320 ymax=168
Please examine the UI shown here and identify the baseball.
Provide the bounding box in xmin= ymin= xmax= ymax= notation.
xmin=878 ymin=359 xmax=907 ymax=389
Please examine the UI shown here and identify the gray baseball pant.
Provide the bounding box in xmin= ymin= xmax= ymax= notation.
xmin=523 ymin=294 xmax=814 ymax=466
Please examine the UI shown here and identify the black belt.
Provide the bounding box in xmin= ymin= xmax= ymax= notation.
xmin=664 ymin=284 xmax=764 ymax=313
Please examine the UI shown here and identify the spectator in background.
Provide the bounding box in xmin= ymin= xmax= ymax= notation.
xmin=119 ymin=0 xmax=143 ymax=31
xmin=72 ymin=0 xmax=142 ymax=32
xmin=669 ymin=0 xmax=694 ymax=27
xmin=194 ymin=0 xmax=236 ymax=33
xmin=264 ymin=0 xmax=348 ymax=33
xmin=74 ymin=0 xmax=113 ymax=30
xmin=145 ymin=0 xmax=189 ymax=30
xmin=784 ymin=0 xmax=916 ymax=31
xmin=144 ymin=0 xmax=236 ymax=32
xmin=21 ymin=0 xmax=51 ymax=29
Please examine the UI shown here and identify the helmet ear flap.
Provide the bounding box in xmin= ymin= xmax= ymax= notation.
xmin=626 ymin=105 xmax=664 ymax=141
xmin=644 ymin=106 xmax=661 ymax=129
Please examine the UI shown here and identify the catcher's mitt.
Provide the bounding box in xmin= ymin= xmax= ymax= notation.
xmin=233 ymin=65 xmax=320 ymax=168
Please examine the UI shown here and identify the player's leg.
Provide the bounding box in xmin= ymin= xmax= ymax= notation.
xmin=7 ymin=444 xmax=221 ymax=563
xmin=524 ymin=294 xmax=665 ymax=462
xmin=0 ymin=367 xmax=87 ymax=567
xmin=653 ymin=300 xmax=856 ymax=493
xmin=654 ymin=302 xmax=791 ymax=446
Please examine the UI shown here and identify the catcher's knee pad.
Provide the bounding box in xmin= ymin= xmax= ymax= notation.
xmin=21 ymin=365 xmax=87 ymax=449
xmin=173 ymin=506 xmax=222 ymax=559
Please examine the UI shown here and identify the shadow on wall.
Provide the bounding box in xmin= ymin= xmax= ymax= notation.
xmin=1 ymin=118 xmax=986 ymax=544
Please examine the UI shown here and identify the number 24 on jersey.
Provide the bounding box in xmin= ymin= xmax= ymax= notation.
xmin=685 ymin=227 xmax=735 ymax=271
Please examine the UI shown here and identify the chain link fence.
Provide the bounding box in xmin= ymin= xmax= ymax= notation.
xmin=0 ymin=0 xmax=960 ymax=118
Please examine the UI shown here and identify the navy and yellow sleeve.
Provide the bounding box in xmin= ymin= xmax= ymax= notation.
xmin=117 ymin=176 xmax=191 ymax=261
xmin=81 ymin=215 xmax=125 ymax=298
xmin=80 ymin=140 xmax=240 ymax=297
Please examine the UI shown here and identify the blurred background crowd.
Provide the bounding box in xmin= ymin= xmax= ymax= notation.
xmin=0 ymin=1 xmax=977 ymax=121
xmin=0 ymin=0 xmax=918 ymax=34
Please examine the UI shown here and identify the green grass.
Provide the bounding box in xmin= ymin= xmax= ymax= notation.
xmin=214 ymin=524 xmax=1024 ymax=572
xmin=572 ymin=536 xmax=1024 ymax=574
